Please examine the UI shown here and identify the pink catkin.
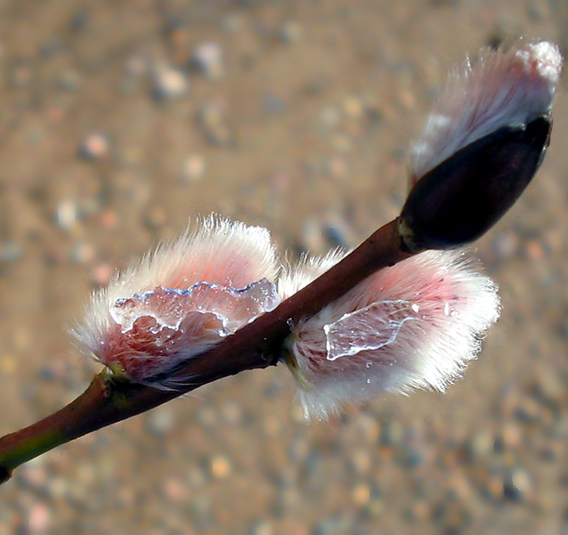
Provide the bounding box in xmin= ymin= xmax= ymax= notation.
xmin=280 ymin=250 xmax=500 ymax=419
xmin=73 ymin=216 xmax=280 ymax=386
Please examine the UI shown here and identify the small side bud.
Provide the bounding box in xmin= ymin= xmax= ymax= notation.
xmin=280 ymin=250 xmax=500 ymax=419
xmin=401 ymin=41 xmax=561 ymax=252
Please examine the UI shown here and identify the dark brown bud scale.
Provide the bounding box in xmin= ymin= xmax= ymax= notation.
xmin=399 ymin=115 xmax=552 ymax=252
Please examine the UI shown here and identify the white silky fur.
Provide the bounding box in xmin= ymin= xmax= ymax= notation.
xmin=282 ymin=250 xmax=500 ymax=419
xmin=73 ymin=216 xmax=279 ymax=384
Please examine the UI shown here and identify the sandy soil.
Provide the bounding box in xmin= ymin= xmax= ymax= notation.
xmin=0 ymin=1 xmax=567 ymax=534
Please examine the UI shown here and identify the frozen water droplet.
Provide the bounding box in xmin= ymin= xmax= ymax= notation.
xmin=443 ymin=302 xmax=458 ymax=317
xmin=324 ymin=299 xmax=418 ymax=361
xmin=111 ymin=279 xmax=280 ymax=333
xmin=366 ymin=378 xmax=371 ymax=384
xmin=411 ymin=303 xmax=420 ymax=313
xmin=366 ymin=362 xmax=372 ymax=369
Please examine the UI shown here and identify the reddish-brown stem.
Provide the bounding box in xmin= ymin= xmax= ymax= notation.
xmin=0 ymin=217 xmax=411 ymax=484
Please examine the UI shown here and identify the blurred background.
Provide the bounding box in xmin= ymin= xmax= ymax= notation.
xmin=0 ymin=1 xmax=567 ymax=534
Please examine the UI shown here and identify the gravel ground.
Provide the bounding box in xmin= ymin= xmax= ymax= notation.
xmin=0 ymin=1 xmax=568 ymax=534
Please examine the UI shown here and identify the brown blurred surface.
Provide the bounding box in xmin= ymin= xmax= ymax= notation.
xmin=0 ymin=1 xmax=568 ymax=534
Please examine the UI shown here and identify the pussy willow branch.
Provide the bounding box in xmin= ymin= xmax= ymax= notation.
xmin=0 ymin=217 xmax=410 ymax=485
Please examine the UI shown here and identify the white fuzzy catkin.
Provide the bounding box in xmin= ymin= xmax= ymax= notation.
xmin=281 ymin=250 xmax=500 ymax=419
xmin=410 ymin=40 xmax=562 ymax=183
xmin=73 ymin=216 xmax=280 ymax=386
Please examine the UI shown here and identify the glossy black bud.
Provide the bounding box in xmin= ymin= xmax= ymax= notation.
xmin=399 ymin=115 xmax=552 ymax=252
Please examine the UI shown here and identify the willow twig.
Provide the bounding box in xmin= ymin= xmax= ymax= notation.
xmin=0 ymin=218 xmax=409 ymax=484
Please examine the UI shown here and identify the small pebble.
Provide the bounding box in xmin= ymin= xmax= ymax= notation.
xmin=479 ymin=472 xmax=505 ymax=502
xmin=538 ymin=441 xmax=564 ymax=461
xmin=210 ymin=455 xmax=232 ymax=479
xmin=152 ymin=66 xmax=188 ymax=100
xmin=525 ymin=239 xmax=546 ymax=260
xmin=146 ymin=407 xmax=175 ymax=436
xmin=220 ymin=402 xmax=243 ymax=426
xmin=98 ymin=209 xmax=119 ymax=230
xmin=514 ymin=398 xmax=543 ymax=424
xmin=495 ymin=422 xmax=522 ymax=451
xmin=169 ymin=28 xmax=191 ymax=53
xmin=69 ymin=242 xmax=96 ymax=264
xmin=323 ymin=220 xmax=351 ymax=248
xmin=352 ymin=483 xmax=371 ymax=506
xmin=181 ymin=155 xmax=206 ymax=183
xmin=56 ymin=200 xmax=78 ymax=230
xmin=91 ymin=262 xmax=113 ymax=287
xmin=532 ymin=369 xmax=564 ymax=404
xmin=492 ymin=231 xmax=519 ymax=259
xmin=161 ymin=477 xmax=188 ymax=503
xmin=26 ymin=503 xmax=51 ymax=534
xmin=79 ymin=133 xmax=110 ymax=161
xmin=291 ymin=404 xmax=307 ymax=424
xmin=197 ymin=103 xmax=233 ymax=146
xmin=398 ymin=445 xmax=424 ymax=469
xmin=343 ymin=96 xmax=364 ymax=119
xmin=348 ymin=449 xmax=371 ymax=475
xmin=301 ymin=218 xmax=327 ymax=255
xmin=144 ymin=206 xmax=168 ymax=230
xmin=381 ymin=420 xmax=404 ymax=447
xmin=45 ymin=105 xmax=66 ymax=125
xmin=354 ymin=413 xmax=380 ymax=443
xmin=468 ymin=430 xmax=494 ymax=459
xmin=191 ymin=42 xmax=224 ymax=79
xmin=46 ymin=475 xmax=70 ymax=500
xmin=38 ymin=360 xmax=66 ymax=382
xmin=0 ymin=354 xmax=16 ymax=374
xmin=503 ymin=468 xmax=533 ymax=502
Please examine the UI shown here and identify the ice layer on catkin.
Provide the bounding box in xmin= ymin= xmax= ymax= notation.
xmin=74 ymin=216 xmax=280 ymax=386
xmin=280 ymin=251 xmax=500 ymax=419
xmin=410 ymin=40 xmax=562 ymax=184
